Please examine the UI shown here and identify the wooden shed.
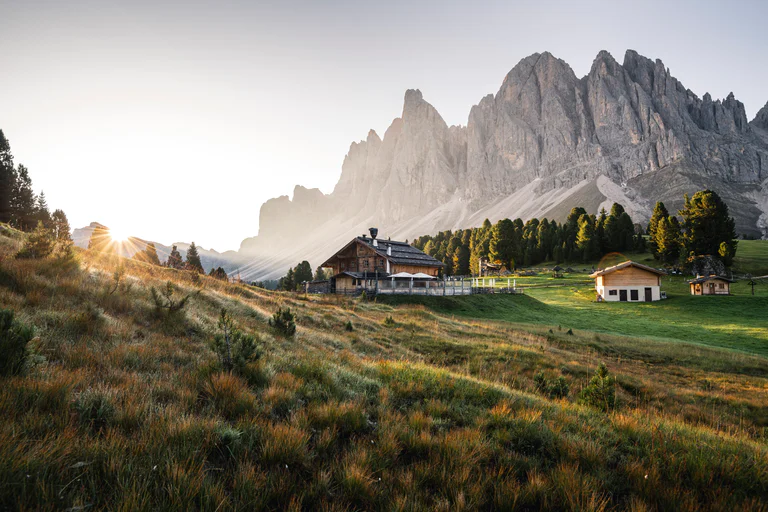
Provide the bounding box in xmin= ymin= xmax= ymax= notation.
xmin=589 ymin=261 xmax=666 ymax=302
xmin=688 ymin=275 xmax=732 ymax=295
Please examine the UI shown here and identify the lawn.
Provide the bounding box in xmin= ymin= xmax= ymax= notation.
xmin=381 ymin=277 xmax=768 ymax=357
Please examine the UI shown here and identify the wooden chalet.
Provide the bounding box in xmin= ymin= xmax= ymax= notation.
xmin=320 ymin=228 xmax=444 ymax=294
xmin=688 ymin=275 xmax=733 ymax=295
xmin=589 ymin=261 xmax=666 ymax=302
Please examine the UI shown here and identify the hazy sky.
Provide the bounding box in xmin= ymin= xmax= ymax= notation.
xmin=2 ymin=0 xmax=766 ymax=251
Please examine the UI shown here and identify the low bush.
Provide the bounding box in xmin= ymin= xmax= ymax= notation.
xmin=74 ymin=387 xmax=117 ymax=432
xmin=383 ymin=315 xmax=395 ymax=327
xmin=15 ymin=222 xmax=54 ymax=260
xmin=0 ymin=309 xmax=35 ymax=376
xmin=269 ymin=307 xmax=296 ymax=337
xmin=579 ymin=363 xmax=616 ymax=412
xmin=533 ymin=370 xmax=570 ymax=399
xmin=150 ymin=281 xmax=194 ymax=316
xmin=211 ymin=309 xmax=262 ymax=374
xmin=345 ymin=321 xmax=354 ymax=332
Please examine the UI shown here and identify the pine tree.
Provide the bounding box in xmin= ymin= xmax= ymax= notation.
xmin=34 ymin=191 xmax=52 ymax=227
xmin=293 ymin=260 xmax=313 ymax=285
xmin=0 ymin=130 xmax=14 ymax=224
xmin=679 ymin=190 xmax=737 ymax=266
xmin=143 ymin=243 xmax=161 ymax=265
xmin=167 ymin=245 xmax=184 ymax=269
xmin=51 ymin=209 xmax=72 ymax=242
xmin=489 ymin=218 xmax=516 ymax=269
xmin=596 ymin=208 xmax=608 ymax=253
xmin=10 ymin=165 xmax=36 ymax=230
xmin=576 ymin=214 xmax=599 ymax=262
xmin=647 ymin=201 xmax=669 ymax=258
xmin=313 ymin=266 xmax=328 ymax=281
xmin=656 ymin=216 xmax=681 ymax=265
xmin=185 ymin=242 xmax=204 ymax=273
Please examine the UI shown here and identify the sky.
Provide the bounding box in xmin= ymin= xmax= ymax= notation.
xmin=1 ymin=0 xmax=767 ymax=252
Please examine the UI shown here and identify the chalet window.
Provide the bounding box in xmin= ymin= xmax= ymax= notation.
xmin=608 ymin=290 xmax=617 ymax=296
xmin=363 ymin=259 xmax=369 ymax=268
xmin=341 ymin=262 xmax=346 ymax=270
xmin=719 ymin=283 xmax=725 ymax=289
xmin=630 ymin=290 xmax=639 ymax=301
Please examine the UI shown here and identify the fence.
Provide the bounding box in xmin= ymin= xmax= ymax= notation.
xmin=330 ymin=279 xmax=523 ymax=297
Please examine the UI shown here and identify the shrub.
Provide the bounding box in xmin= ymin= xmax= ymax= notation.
xmin=383 ymin=316 xmax=395 ymax=327
xmin=533 ymin=371 xmax=570 ymax=399
xmin=269 ymin=307 xmax=296 ymax=337
xmin=345 ymin=321 xmax=354 ymax=332
xmin=211 ymin=309 xmax=262 ymax=373
xmin=74 ymin=388 xmax=116 ymax=432
xmin=15 ymin=222 xmax=54 ymax=259
xmin=0 ymin=309 xmax=35 ymax=376
xmin=150 ymin=281 xmax=194 ymax=315
xmin=578 ymin=363 xmax=616 ymax=412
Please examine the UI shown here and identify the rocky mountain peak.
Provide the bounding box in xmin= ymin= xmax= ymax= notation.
xmin=752 ymin=101 xmax=768 ymax=130
xmin=241 ymin=49 xmax=768 ymax=280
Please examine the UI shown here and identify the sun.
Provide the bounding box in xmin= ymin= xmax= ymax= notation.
xmin=109 ymin=227 xmax=131 ymax=242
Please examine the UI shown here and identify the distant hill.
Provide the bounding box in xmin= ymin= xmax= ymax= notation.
xmin=72 ymin=222 xmax=246 ymax=276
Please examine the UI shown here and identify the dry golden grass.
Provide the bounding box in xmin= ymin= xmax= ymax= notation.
xmin=0 ymin=234 xmax=766 ymax=510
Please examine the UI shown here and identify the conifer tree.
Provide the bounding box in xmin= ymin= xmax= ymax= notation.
xmin=313 ymin=266 xmax=328 ymax=281
xmin=51 ymin=209 xmax=72 ymax=243
xmin=647 ymin=201 xmax=669 ymax=258
xmin=185 ymin=242 xmax=204 ymax=273
xmin=489 ymin=218 xmax=516 ymax=268
xmin=34 ymin=191 xmax=52 ymax=227
xmin=656 ymin=216 xmax=681 ymax=264
xmin=293 ymin=260 xmax=313 ymax=285
xmin=142 ymin=243 xmax=161 ymax=266
xmin=576 ymin=214 xmax=599 ymax=262
xmin=10 ymin=165 xmax=35 ymax=230
xmin=0 ymin=130 xmax=14 ymax=224
xmin=167 ymin=245 xmax=184 ymax=269
xmin=679 ymin=190 xmax=737 ymax=266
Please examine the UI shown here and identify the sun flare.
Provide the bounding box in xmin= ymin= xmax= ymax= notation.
xmin=109 ymin=227 xmax=131 ymax=242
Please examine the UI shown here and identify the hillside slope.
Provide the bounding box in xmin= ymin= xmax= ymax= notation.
xmin=0 ymin=231 xmax=766 ymax=510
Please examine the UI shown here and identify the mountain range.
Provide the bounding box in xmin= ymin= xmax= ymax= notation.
xmin=81 ymin=49 xmax=768 ymax=280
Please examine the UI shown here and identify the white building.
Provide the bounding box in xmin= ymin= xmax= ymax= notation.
xmin=590 ymin=261 xmax=666 ymax=302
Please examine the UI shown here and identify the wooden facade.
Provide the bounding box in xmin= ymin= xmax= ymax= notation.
xmin=590 ymin=261 xmax=666 ymax=302
xmin=689 ymin=276 xmax=732 ymax=295
xmin=320 ymin=231 xmax=444 ymax=294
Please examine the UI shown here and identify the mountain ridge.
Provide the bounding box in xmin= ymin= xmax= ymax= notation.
xmin=228 ymin=50 xmax=768 ymax=280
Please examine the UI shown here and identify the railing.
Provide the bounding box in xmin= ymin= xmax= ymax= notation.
xmin=331 ymin=282 xmax=524 ymax=296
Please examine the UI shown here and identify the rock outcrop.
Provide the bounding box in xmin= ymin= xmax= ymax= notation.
xmin=237 ymin=49 xmax=768 ymax=280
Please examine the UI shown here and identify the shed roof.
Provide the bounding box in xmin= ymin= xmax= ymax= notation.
xmin=589 ymin=261 xmax=667 ymax=278
xmin=688 ymin=275 xmax=734 ymax=284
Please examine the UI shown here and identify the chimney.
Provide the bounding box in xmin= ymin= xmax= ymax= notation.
xmin=373 ymin=239 xmax=378 ymax=247
xmin=369 ymin=227 xmax=378 ymax=240
xmin=387 ymin=245 xmax=391 ymax=256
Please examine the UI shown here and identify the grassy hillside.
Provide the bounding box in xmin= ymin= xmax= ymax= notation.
xmin=1 ymin=229 xmax=767 ymax=510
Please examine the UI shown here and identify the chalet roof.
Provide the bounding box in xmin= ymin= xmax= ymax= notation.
xmin=322 ymin=236 xmax=445 ymax=268
xmin=333 ymin=271 xmax=391 ymax=279
xmin=589 ymin=261 xmax=667 ymax=278
xmin=688 ymin=275 xmax=734 ymax=284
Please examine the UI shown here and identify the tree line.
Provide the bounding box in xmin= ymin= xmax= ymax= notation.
xmin=413 ymin=203 xmax=642 ymax=275
xmin=275 ymin=261 xmax=331 ymax=291
xmin=0 ymin=130 xmax=72 ymax=241
xmin=413 ymin=190 xmax=737 ymax=275
xmin=646 ymin=190 xmax=737 ymax=267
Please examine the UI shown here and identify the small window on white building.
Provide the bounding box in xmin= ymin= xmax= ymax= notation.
xmin=630 ymin=290 xmax=639 ymax=301
xmin=608 ymin=290 xmax=617 ymax=296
